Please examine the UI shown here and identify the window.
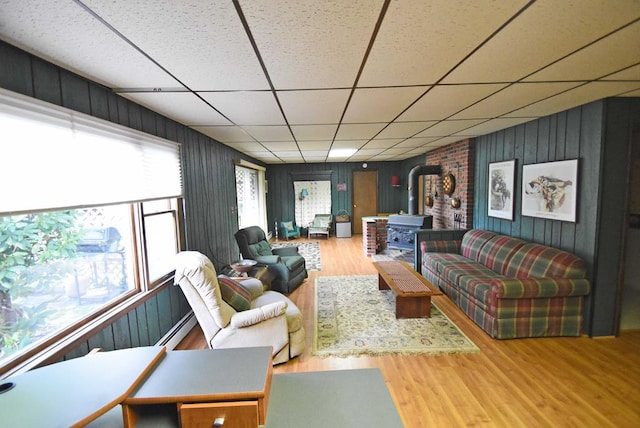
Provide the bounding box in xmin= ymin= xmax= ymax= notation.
xmin=235 ymin=160 xmax=267 ymax=233
xmin=0 ymin=89 xmax=183 ymax=370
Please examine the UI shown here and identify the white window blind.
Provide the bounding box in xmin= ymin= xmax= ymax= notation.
xmin=0 ymin=89 xmax=182 ymax=215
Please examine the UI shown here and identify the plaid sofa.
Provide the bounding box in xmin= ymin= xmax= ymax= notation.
xmin=420 ymin=229 xmax=590 ymax=339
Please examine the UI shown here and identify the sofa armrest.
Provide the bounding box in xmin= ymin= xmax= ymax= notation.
xmin=256 ymin=255 xmax=281 ymax=264
xmin=420 ymin=240 xmax=462 ymax=254
xmin=491 ymin=277 xmax=591 ymax=299
xmin=230 ymin=301 xmax=288 ymax=328
xmin=235 ymin=277 xmax=264 ymax=299
xmin=272 ymin=246 xmax=299 ymax=257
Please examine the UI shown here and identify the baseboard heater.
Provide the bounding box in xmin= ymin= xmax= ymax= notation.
xmin=155 ymin=312 xmax=197 ymax=350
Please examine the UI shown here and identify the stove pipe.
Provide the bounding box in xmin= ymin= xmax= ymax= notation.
xmin=408 ymin=164 xmax=442 ymax=215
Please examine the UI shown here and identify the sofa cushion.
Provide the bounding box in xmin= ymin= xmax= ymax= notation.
xmin=423 ymin=252 xmax=470 ymax=275
xmin=460 ymin=229 xmax=496 ymax=261
xmin=503 ymin=244 xmax=587 ymax=278
xmin=444 ymin=264 xmax=501 ymax=292
xmin=283 ymin=221 xmax=294 ymax=231
xmin=476 ymin=235 xmax=525 ymax=274
xmin=217 ymin=275 xmax=252 ymax=312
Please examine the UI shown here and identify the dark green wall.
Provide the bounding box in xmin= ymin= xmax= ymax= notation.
xmin=473 ymin=98 xmax=640 ymax=336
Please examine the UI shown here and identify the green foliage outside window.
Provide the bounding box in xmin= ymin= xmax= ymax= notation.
xmin=0 ymin=211 xmax=81 ymax=354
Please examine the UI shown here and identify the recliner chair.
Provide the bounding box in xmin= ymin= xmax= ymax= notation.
xmin=234 ymin=226 xmax=307 ymax=294
xmin=174 ymin=251 xmax=304 ymax=364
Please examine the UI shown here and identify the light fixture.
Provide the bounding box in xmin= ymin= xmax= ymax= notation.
xmin=328 ymin=148 xmax=357 ymax=158
xmin=300 ymin=188 xmax=309 ymax=200
xmin=391 ymin=175 xmax=401 ymax=187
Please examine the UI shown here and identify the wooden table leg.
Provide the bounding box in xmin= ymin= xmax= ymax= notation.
xmin=378 ymin=273 xmax=390 ymax=290
xmin=395 ymin=296 xmax=431 ymax=319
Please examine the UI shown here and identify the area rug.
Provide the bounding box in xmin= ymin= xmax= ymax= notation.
xmin=272 ymin=241 xmax=321 ymax=271
xmin=314 ymin=275 xmax=479 ymax=357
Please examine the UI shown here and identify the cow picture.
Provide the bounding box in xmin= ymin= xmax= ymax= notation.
xmin=522 ymin=159 xmax=578 ymax=222
xmin=524 ymin=176 xmax=573 ymax=212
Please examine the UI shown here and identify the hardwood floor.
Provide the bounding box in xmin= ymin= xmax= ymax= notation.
xmin=177 ymin=236 xmax=640 ymax=427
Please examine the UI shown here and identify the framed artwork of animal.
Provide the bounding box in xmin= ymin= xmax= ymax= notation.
xmin=522 ymin=159 xmax=578 ymax=222
xmin=488 ymin=160 xmax=516 ymax=220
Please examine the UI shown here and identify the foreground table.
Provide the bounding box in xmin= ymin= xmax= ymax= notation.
xmin=373 ymin=260 xmax=443 ymax=318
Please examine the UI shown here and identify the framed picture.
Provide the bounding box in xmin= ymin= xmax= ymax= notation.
xmin=522 ymin=159 xmax=578 ymax=222
xmin=488 ymin=160 xmax=516 ymax=220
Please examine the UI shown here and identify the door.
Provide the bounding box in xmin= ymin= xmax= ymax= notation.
xmin=352 ymin=170 xmax=378 ymax=234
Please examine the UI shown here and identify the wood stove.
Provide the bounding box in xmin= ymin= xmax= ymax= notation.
xmin=386 ymin=214 xmax=433 ymax=251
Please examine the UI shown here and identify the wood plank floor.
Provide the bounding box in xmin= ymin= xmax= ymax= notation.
xmin=177 ymin=235 xmax=640 ymax=427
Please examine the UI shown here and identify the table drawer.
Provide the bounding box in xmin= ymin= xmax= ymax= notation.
xmin=179 ymin=401 xmax=258 ymax=428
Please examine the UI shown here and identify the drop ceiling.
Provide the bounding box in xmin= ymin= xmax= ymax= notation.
xmin=1 ymin=0 xmax=639 ymax=164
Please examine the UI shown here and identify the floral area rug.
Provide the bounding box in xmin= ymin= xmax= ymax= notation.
xmin=272 ymin=241 xmax=321 ymax=271
xmin=314 ymin=275 xmax=479 ymax=357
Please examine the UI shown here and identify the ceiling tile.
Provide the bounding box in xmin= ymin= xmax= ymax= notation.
xmin=416 ymin=119 xmax=486 ymax=137
xmin=0 ymin=0 xmax=181 ymax=89
xmin=443 ymin=0 xmax=640 ymax=84
xmin=602 ymin=64 xmax=640 ymax=81
xmin=222 ymin=142 xmax=266 ymax=152
xmin=82 ymin=0 xmax=269 ymax=90
xmin=242 ymin=125 xmax=293 ymax=141
xmin=505 ymin=81 xmax=640 ymax=118
xmin=450 ymin=82 xmax=582 ymax=120
xmin=525 ymin=21 xmax=640 ymax=82
xmin=241 ymin=0 xmax=384 ymax=89
xmin=363 ymin=139 xmax=403 ymax=149
xmin=332 ymin=140 xmax=369 ymax=149
xmin=120 ymin=92 xmax=232 ymax=125
xmin=343 ymin=87 xmax=428 ymax=122
xmin=397 ymin=84 xmax=508 ymax=121
xmin=454 ymin=118 xmax=535 ymax=136
xmin=260 ymin=141 xmax=300 ymax=151
xmin=199 ymin=91 xmax=285 ymax=125
xmin=191 ymin=125 xmax=254 ymax=143
xmin=335 ymin=123 xmax=387 ymax=140
xmin=298 ymin=141 xmax=332 ymax=150
xmin=277 ymin=89 xmax=351 ymax=124
xmin=376 ymin=121 xmax=435 ymax=139
xmin=291 ymin=124 xmax=338 ymax=141
xmin=359 ymin=0 xmax=528 ymax=86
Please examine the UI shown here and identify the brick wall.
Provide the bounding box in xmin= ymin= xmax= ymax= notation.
xmin=424 ymin=139 xmax=474 ymax=230
xmin=362 ymin=218 xmax=388 ymax=256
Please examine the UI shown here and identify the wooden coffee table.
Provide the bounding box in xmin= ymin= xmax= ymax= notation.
xmin=373 ymin=261 xmax=442 ymax=319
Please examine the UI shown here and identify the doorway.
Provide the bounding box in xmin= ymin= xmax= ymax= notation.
xmin=620 ymin=124 xmax=640 ymax=330
xmin=352 ymin=170 xmax=378 ymax=234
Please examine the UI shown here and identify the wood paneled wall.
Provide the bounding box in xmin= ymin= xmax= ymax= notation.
xmin=473 ymin=98 xmax=640 ymax=336
xmin=0 ymin=40 xmax=259 ymax=362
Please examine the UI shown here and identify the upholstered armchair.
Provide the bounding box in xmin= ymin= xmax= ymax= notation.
xmin=280 ymin=220 xmax=301 ymax=240
xmin=174 ymin=251 xmax=305 ymax=364
xmin=235 ymin=226 xmax=307 ymax=294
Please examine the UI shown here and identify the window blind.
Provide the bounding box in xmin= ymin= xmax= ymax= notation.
xmin=0 ymin=89 xmax=182 ymax=215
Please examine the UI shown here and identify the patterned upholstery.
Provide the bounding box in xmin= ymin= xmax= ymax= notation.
xmin=420 ymin=229 xmax=591 ymax=339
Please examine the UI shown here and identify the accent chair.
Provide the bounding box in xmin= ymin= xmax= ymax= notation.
xmin=234 ymin=226 xmax=307 ymax=294
xmin=280 ymin=220 xmax=301 ymax=240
